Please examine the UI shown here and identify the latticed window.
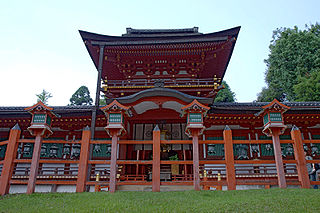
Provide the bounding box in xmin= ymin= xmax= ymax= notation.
xmin=263 ymin=114 xmax=269 ymax=124
xmin=33 ymin=114 xmax=46 ymax=123
xmin=46 ymin=115 xmax=52 ymax=125
xmin=188 ymin=113 xmax=202 ymax=123
xmin=109 ymin=113 xmax=122 ymax=123
xmin=270 ymin=112 xmax=282 ymax=121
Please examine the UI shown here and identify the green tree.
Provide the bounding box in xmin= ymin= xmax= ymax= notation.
xmin=294 ymin=69 xmax=320 ymax=101
xmin=99 ymin=94 xmax=107 ymax=105
xmin=257 ymin=23 xmax=320 ymax=102
xmin=69 ymin=86 xmax=93 ymax=106
xmin=214 ymin=81 xmax=236 ymax=103
xmin=36 ymin=89 xmax=52 ymax=104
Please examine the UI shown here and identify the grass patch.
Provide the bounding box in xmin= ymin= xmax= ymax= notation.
xmin=0 ymin=189 xmax=320 ymax=212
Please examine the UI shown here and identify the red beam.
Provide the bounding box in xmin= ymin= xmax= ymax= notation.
xmin=117 ymin=160 xmax=152 ymax=165
xmin=0 ymin=140 xmax=8 ymax=145
xmin=160 ymin=160 xmax=193 ymax=165
xmin=234 ymin=160 xmax=296 ymax=164
xmin=90 ymin=140 xmax=112 ymax=144
xmin=199 ymin=160 xmax=226 ymax=164
xmin=118 ymin=140 xmax=153 ymax=144
xmin=161 ymin=140 xmax=192 ymax=144
xmin=14 ymin=159 xmax=79 ymax=164
xmin=88 ymin=160 xmax=110 ymax=164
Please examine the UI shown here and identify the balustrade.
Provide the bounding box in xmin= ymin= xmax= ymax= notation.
xmin=1 ymin=126 xmax=320 ymax=194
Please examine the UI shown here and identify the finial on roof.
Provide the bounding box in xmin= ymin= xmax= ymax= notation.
xmin=291 ymin=125 xmax=299 ymax=131
xmin=12 ymin=123 xmax=20 ymax=130
xmin=224 ymin=125 xmax=231 ymax=130
xmin=153 ymin=125 xmax=160 ymax=131
xmin=84 ymin=126 xmax=90 ymax=131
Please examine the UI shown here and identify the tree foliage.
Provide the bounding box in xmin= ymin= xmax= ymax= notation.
xmin=99 ymin=95 xmax=107 ymax=106
xmin=214 ymin=81 xmax=236 ymax=103
xmin=257 ymin=23 xmax=320 ymax=102
xmin=69 ymin=86 xmax=93 ymax=106
xmin=294 ymin=69 xmax=320 ymax=101
xmin=36 ymin=89 xmax=52 ymax=104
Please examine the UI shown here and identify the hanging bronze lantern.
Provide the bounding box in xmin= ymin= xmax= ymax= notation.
xmin=71 ymin=143 xmax=81 ymax=159
xmin=62 ymin=143 xmax=71 ymax=159
xmin=22 ymin=143 xmax=32 ymax=156
xmin=49 ymin=144 xmax=59 ymax=158
xmin=106 ymin=145 xmax=111 ymax=157
xmin=40 ymin=144 xmax=47 ymax=157
xmin=94 ymin=144 xmax=102 ymax=153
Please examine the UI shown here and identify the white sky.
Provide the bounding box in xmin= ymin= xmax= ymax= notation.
xmin=1 ymin=0 xmax=319 ymax=106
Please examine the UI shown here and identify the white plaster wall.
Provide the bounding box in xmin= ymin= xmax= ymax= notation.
xmin=236 ymin=185 xmax=265 ymax=190
xmin=9 ymin=185 xmax=78 ymax=194
xmin=89 ymin=185 xmax=95 ymax=192
xmin=9 ymin=185 xmax=27 ymax=194
xmin=56 ymin=185 xmax=76 ymax=193
xmin=35 ymin=185 xmax=52 ymax=193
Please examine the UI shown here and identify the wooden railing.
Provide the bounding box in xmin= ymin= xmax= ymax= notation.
xmin=2 ymin=126 xmax=320 ymax=193
xmin=104 ymin=78 xmax=215 ymax=88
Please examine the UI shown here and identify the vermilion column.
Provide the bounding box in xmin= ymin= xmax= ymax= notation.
xmin=0 ymin=124 xmax=21 ymax=196
xmin=27 ymin=131 xmax=43 ymax=194
xmin=223 ymin=126 xmax=236 ymax=190
xmin=192 ymin=129 xmax=201 ymax=191
xmin=76 ymin=126 xmax=91 ymax=192
xmin=291 ymin=126 xmax=310 ymax=188
xmin=109 ymin=129 xmax=119 ymax=193
xmin=152 ymin=125 xmax=161 ymax=192
xmin=271 ymin=128 xmax=287 ymax=188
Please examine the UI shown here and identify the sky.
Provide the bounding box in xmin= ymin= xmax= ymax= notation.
xmin=1 ymin=0 xmax=319 ymax=106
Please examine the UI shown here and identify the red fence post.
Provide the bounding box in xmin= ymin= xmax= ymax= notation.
xmin=0 ymin=124 xmax=21 ymax=196
xmin=271 ymin=128 xmax=287 ymax=188
xmin=223 ymin=125 xmax=236 ymax=190
xmin=152 ymin=125 xmax=161 ymax=192
xmin=192 ymin=129 xmax=201 ymax=191
xmin=109 ymin=130 xmax=119 ymax=193
xmin=26 ymin=132 xmax=43 ymax=194
xmin=76 ymin=126 xmax=91 ymax=192
xmin=291 ymin=126 xmax=310 ymax=188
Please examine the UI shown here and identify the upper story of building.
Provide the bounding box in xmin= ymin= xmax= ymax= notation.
xmin=79 ymin=26 xmax=240 ymax=99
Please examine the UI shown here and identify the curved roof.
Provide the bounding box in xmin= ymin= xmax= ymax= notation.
xmin=114 ymin=87 xmax=213 ymax=105
xmin=79 ymin=27 xmax=241 ymax=90
xmin=79 ymin=26 xmax=240 ymax=45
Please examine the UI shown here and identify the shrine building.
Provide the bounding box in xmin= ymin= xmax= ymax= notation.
xmin=1 ymin=26 xmax=320 ymax=194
